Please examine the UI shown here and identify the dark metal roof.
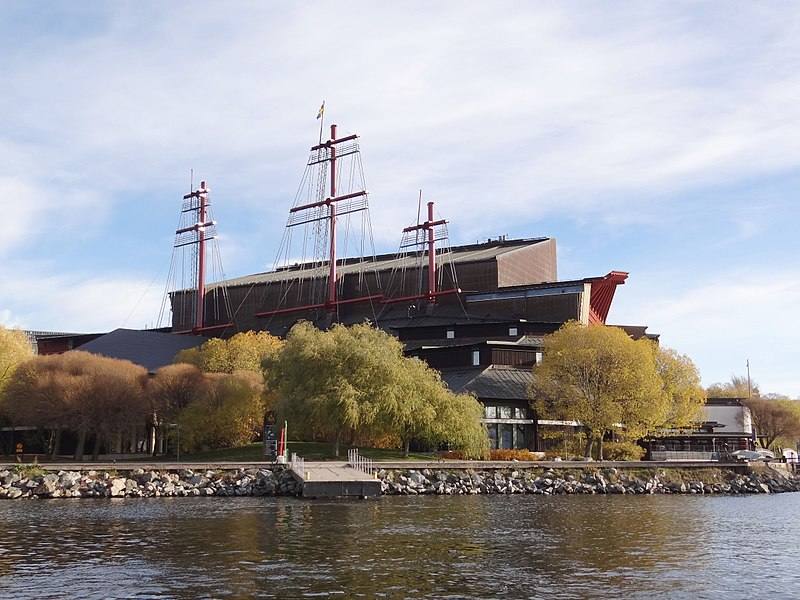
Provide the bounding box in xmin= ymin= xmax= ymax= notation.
xmin=73 ymin=328 xmax=207 ymax=373
xmin=439 ymin=365 xmax=533 ymax=401
xmin=209 ymin=237 xmax=550 ymax=290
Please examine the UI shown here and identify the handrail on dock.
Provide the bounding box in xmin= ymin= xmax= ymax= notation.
xmin=290 ymin=452 xmax=305 ymax=479
xmin=347 ymin=448 xmax=374 ymax=475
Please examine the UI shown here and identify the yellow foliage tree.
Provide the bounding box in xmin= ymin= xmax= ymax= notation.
xmin=530 ymin=321 xmax=666 ymax=459
xmin=0 ymin=326 xmax=33 ymax=398
xmin=175 ymin=330 xmax=282 ymax=374
xmin=178 ymin=371 xmax=266 ymax=453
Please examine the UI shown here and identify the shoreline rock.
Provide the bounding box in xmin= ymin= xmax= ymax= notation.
xmin=377 ymin=466 xmax=800 ymax=496
xmin=2 ymin=465 xmax=798 ymax=499
xmin=0 ymin=467 xmax=301 ymax=499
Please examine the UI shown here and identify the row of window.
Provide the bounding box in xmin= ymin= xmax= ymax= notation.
xmin=446 ymin=326 xmax=519 ymax=339
xmin=487 ymin=423 xmax=529 ymax=449
xmin=484 ymin=405 xmax=529 ymax=420
xmin=469 ymin=349 xmax=543 ymax=366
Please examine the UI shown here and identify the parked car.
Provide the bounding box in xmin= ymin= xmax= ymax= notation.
xmin=731 ymin=449 xmax=775 ymax=462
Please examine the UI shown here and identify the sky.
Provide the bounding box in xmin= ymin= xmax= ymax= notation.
xmin=1 ymin=2 xmax=798 ymax=395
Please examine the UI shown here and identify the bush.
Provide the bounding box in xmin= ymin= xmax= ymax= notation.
xmin=489 ymin=449 xmax=544 ymax=461
xmin=602 ymin=441 xmax=646 ymax=461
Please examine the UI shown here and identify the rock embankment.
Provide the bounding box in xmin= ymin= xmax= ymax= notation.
xmin=378 ymin=467 xmax=800 ymax=496
xmin=0 ymin=467 xmax=300 ymax=499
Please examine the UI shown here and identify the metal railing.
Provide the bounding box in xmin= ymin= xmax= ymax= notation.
xmin=290 ymin=452 xmax=305 ymax=478
xmin=347 ymin=448 xmax=374 ymax=475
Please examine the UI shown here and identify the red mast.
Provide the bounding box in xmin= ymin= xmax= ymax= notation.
xmin=399 ymin=199 xmax=450 ymax=303
xmin=328 ymin=124 xmax=338 ymax=308
xmin=196 ymin=181 xmax=208 ymax=329
xmin=175 ymin=181 xmax=216 ymax=331
xmin=257 ymin=122 xmax=379 ymax=319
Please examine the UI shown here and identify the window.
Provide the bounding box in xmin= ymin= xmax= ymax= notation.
xmin=487 ymin=424 xmax=498 ymax=449
xmin=446 ymin=329 xmax=455 ymax=339
xmin=484 ymin=405 xmax=497 ymax=419
xmin=499 ymin=406 xmax=513 ymax=419
xmin=535 ymin=352 xmax=543 ymax=365
xmin=500 ymin=424 xmax=514 ymax=449
xmin=508 ymin=326 xmax=518 ymax=336
xmin=514 ymin=407 xmax=527 ymax=419
xmin=472 ymin=350 xmax=480 ymax=366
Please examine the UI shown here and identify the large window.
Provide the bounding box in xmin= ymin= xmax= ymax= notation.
xmin=500 ymin=424 xmax=513 ymax=449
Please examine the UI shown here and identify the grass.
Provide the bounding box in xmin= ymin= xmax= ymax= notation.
xmin=174 ymin=441 xmax=436 ymax=463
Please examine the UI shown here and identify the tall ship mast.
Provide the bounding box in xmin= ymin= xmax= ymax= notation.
xmin=257 ymin=120 xmax=382 ymax=321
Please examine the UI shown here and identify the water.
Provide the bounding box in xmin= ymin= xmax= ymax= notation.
xmin=1 ymin=494 xmax=799 ymax=599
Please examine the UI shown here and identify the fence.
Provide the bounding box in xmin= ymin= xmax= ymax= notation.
xmin=347 ymin=448 xmax=374 ymax=475
xmin=290 ymin=452 xmax=305 ymax=478
xmin=650 ymin=451 xmax=715 ymax=462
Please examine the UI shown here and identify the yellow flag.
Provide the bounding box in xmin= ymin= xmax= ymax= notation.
xmin=316 ymin=101 xmax=325 ymax=120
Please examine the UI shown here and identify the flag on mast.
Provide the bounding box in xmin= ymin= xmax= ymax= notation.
xmin=316 ymin=101 xmax=325 ymax=120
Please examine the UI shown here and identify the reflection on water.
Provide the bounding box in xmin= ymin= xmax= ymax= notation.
xmin=1 ymin=494 xmax=799 ymax=599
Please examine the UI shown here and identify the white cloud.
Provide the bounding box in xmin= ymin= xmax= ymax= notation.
xmin=0 ymin=262 xmax=164 ymax=332
xmin=2 ymin=3 xmax=800 ymax=249
xmin=611 ymin=268 xmax=800 ymax=397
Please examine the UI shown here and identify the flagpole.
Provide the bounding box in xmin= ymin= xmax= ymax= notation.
xmin=318 ymin=100 xmax=325 ymax=144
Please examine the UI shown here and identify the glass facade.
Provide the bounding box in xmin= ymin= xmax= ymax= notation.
xmin=483 ymin=403 xmax=532 ymax=450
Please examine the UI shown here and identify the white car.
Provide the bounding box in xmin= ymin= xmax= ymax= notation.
xmin=731 ymin=449 xmax=775 ymax=462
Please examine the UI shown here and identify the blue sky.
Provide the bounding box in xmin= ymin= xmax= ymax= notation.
xmin=1 ymin=2 xmax=798 ymax=395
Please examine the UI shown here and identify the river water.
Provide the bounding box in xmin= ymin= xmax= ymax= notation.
xmin=1 ymin=494 xmax=798 ymax=599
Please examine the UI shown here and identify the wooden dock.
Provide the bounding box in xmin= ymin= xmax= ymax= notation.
xmin=290 ymin=461 xmax=382 ymax=498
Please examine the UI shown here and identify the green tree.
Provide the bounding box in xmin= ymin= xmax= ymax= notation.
xmin=175 ymin=330 xmax=282 ymax=373
xmin=264 ymin=322 xmax=488 ymax=458
xmin=529 ymin=321 xmax=666 ymax=459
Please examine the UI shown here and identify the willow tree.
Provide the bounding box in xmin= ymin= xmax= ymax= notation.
xmin=264 ymin=321 xmax=488 ymax=458
xmin=529 ymin=321 xmax=665 ymax=459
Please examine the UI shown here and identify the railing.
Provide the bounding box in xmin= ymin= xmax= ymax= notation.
xmin=290 ymin=452 xmax=305 ymax=478
xmin=347 ymin=448 xmax=374 ymax=475
xmin=650 ymin=451 xmax=715 ymax=462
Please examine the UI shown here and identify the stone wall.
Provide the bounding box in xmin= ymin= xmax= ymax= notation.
xmin=0 ymin=467 xmax=301 ymax=499
xmin=377 ymin=466 xmax=800 ymax=495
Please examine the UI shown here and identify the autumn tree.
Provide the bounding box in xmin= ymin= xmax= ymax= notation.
xmin=530 ymin=322 xmax=667 ymax=459
xmin=743 ymin=397 xmax=800 ymax=449
xmin=2 ymin=352 xmax=149 ymax=459
xmin=175 ymin=330 xmax=283 ymax=374
xmin=264 ymin=321 xmax=488 ymax=458
xmin=178 ymin=371 xmax=266 ymax=452
xmin=0 ymin=326 xmax=33 ymax=401
xmin=706 ymin=375 xmax=759 ymax=399
xmin=655 ymin=347 xmax=706 ymax=428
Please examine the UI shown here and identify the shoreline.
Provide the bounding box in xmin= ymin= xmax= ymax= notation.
xmin=2 ymin=462 xmax=799 ymax=499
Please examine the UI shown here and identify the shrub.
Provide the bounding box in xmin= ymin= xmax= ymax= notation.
xmin=602 ymin=441 xmax=646 ymax=461
xmin=489 ymin=449 xmax=544 ymax=461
